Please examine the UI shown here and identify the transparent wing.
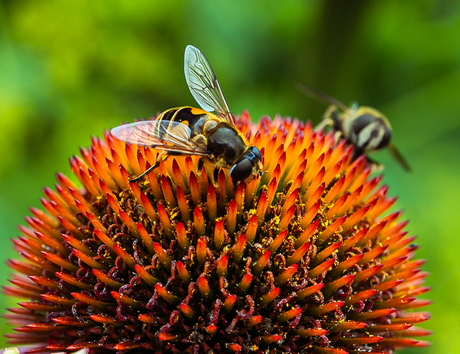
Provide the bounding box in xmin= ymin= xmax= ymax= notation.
xmin=298 ymin=84 xmax=350 ymax=112
xmin=388 ymin=143 xmax=412 ymax=172
xmin=111 ymin=120 xmax=209 ymax=156
xmin=184 ymin=45 xmax=234 ymax=125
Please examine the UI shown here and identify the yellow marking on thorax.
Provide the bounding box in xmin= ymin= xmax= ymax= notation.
xmin=189 ymin=107 xmax=208 ymax=115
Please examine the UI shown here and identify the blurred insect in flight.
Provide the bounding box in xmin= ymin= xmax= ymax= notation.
xmin=111 ymin=45 xmax=264 ymax=183
xmin=298 ymin=84 xmax=411 ymax=172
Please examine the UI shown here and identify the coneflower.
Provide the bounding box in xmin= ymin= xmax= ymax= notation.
xmin=4 ymin=112 xmax=430 ymax=353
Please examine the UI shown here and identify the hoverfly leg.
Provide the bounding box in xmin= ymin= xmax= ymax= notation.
xmin=129 ymin=165 xmax=157 ymax=183
xmin=129 ymin=151 xmax=167 ymax=183
xmin=366 ymin=156 xmax=384 ymax=174
xmin=316 ymin=106 xmax=342 ymax=148
xmin=316 ymin=105 xmax=337 ymax=131
xmin=332 ymin=130 xmax=344 ymax=148
xmin=315 ymin=118 xmax=331 ymax=131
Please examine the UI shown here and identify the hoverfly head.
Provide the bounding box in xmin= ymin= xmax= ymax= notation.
xmin=229 ymin=146 xmax=263 ymax=181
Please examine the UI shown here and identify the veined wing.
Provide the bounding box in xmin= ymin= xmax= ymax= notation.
xmin=388 ymin=143 xmax=412 ymax=172
xmin=184 ymin=45 xmax=235 ymax=125
xmin=111 ymin=120 xmax=209 ymax=155
xmin=298 ymin=84 xmax=350 ymax=112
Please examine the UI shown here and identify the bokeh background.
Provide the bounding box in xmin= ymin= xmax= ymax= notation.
xmin=0 ymin=0 xmax=459 ymax=352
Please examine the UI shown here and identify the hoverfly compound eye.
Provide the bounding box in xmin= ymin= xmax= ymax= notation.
xmin=376 ymin=126 xmax=392 ymax=150
xmin=250 ymin=146 xmax=262 ymax=160
xmin=229 ymin=158 xmax=253 ymax=181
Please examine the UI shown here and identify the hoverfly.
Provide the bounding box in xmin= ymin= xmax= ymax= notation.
xmin=298 ymin=84 xmax=411 ymax=172
xmin=111 ymin=45 xmax=263 ymax=183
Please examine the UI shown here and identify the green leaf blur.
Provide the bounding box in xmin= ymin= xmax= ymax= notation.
xmin=1 ymin=0 xmax=459 ymax=352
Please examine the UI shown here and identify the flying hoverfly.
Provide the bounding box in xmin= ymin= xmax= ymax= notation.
xmin=298 ymin=84 xmax=411 ymax=172
xmin=111 ymin=45 xmax=263 ymax=183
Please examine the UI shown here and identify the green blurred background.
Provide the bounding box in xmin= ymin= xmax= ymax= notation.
xmin=1 ymin=0 xmax=459 ymax=352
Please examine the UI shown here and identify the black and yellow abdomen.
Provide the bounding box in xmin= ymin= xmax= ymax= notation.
xmin=155 ymin=106 xmax=207 ymax=137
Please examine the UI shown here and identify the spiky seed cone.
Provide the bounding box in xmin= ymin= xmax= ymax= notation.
xmin=4 ymin=112 xmax=430 ymax=354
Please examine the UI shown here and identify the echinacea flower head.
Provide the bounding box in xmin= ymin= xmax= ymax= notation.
xmin=4 ymin=112 xmax=430 ymax=353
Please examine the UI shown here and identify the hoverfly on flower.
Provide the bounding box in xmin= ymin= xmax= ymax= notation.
xmin=111 ymin=45 xmax=264 ymax=183
xmin=299 ymin=84 xmax=411 ymax=172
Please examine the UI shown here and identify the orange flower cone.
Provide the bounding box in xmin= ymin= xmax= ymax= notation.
xmin=4 ymin=112 xmax=430 ymax=353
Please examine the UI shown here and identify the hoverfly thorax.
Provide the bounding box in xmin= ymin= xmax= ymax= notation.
xmin=342 ymin=106 xmax=392 ymax=153
xmin=207 ymin=122 xmax=247 ymax=161
xmin=111 ymin=45 xmax=264 ymax=183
